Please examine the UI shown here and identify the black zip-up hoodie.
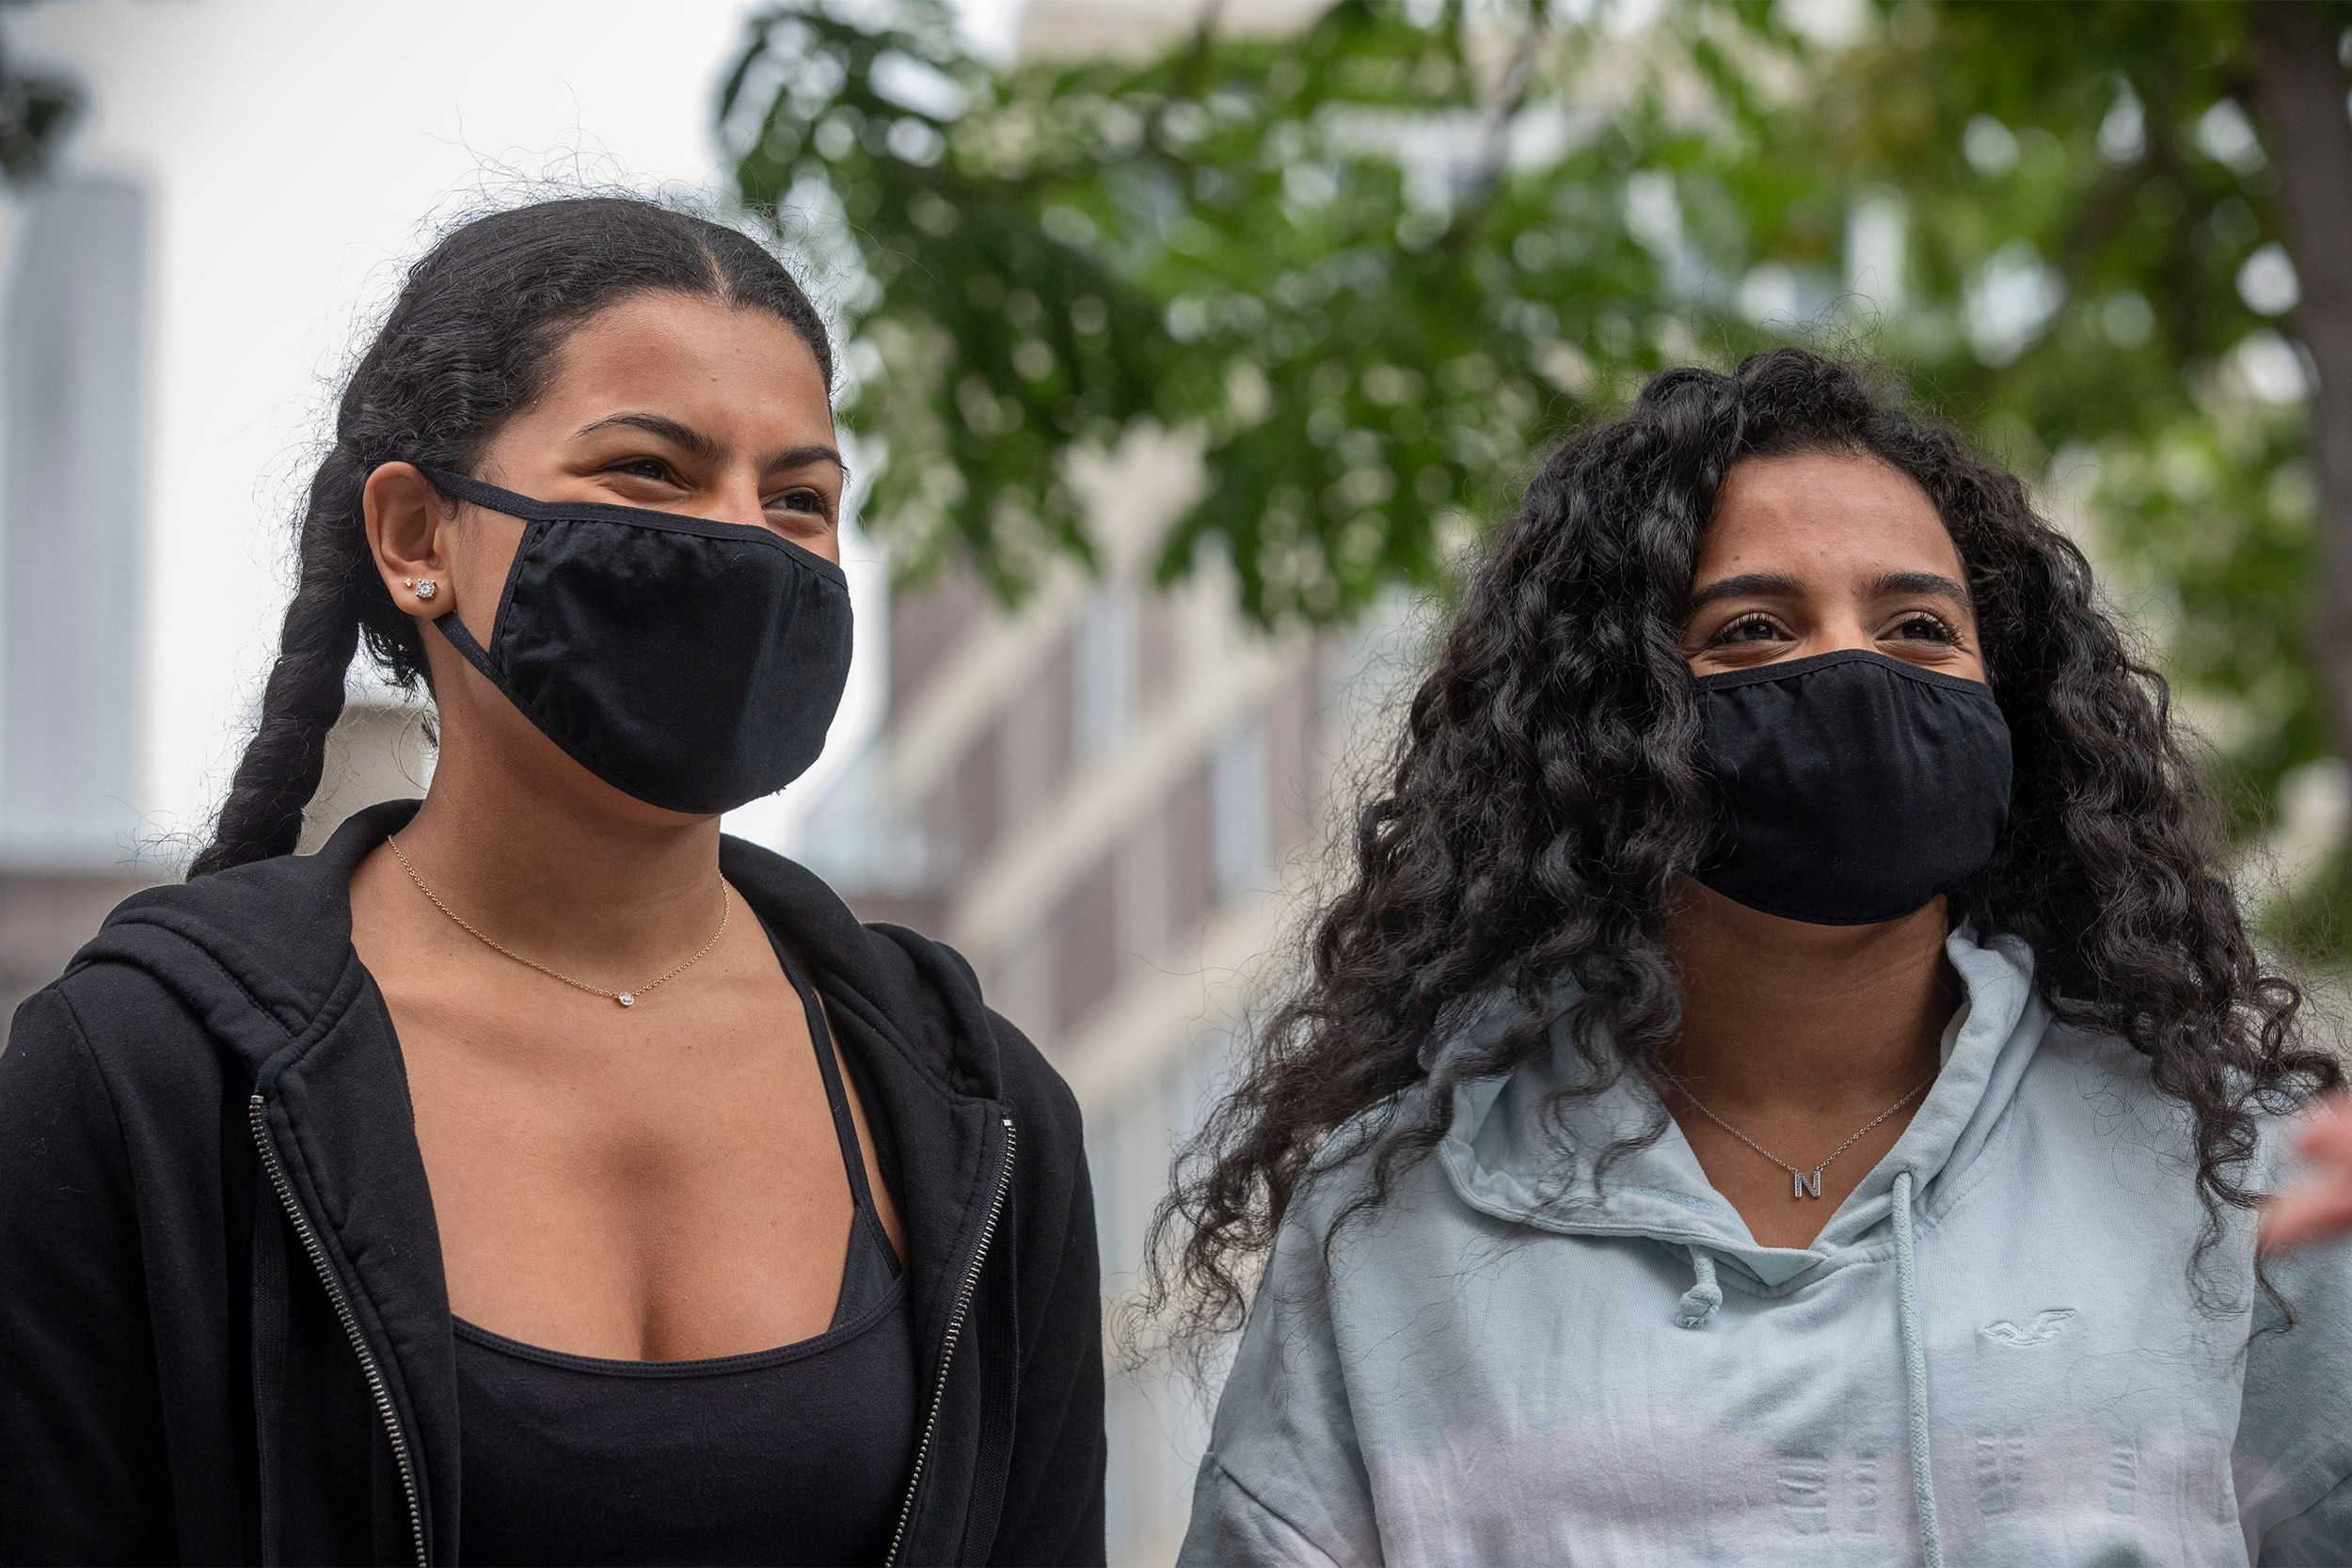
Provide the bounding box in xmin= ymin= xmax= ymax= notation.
xmin=0 ymin=800 xmax=1105 ymax=1566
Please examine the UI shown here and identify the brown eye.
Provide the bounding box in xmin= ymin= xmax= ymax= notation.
xmin=1889 ymin=613 xmax=1957 ymax=643
xmin=770 ymin=488 xmax=830 ymax=518
xmin=1714 ymin=614 xmax=1785 ymax=645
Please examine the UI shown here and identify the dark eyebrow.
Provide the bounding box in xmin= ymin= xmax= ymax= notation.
xmin=576 ymin=411 xmax=720 ymax=461
xmin=1868 ymin=571 xmax=1974 ymax=610
xmin=576 ymin=415 xmax=850 ymax=483
xmin=1686 ymin=572 xmax=1806 ymax=612
xmin=769 ymin=443 xmax=850 ymax=482
xmin=1686 ymin=569 xmax=1975 ymax=615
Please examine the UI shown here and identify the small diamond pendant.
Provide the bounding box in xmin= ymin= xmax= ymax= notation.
xmin=616 ymin=993 xmax=636 ymax=1007
xmin=1794 ymin=1169 xmax=1822 ymax=1199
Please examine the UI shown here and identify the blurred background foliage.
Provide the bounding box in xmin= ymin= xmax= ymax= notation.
xmin=0 ymin=0 xmax=80 ymax=184
xmin=725 ymin=0 xmax=2352 ymax=958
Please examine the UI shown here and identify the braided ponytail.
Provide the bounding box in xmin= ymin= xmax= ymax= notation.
xmin=184 ymin=454 xmax=372 ymax=875
xmin=189 ymin=198 xmax=833 ymax=878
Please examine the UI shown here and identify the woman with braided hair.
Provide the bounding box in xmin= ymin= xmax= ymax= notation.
xmin=0 ymin=197 xmax=1104 ymax=1565
xmin=1172 ymin=349 xmax=2352 ymax=1567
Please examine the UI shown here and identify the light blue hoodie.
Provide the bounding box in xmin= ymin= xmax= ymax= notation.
xmin=1180 ymin=930 xmax=2352 ymax=1566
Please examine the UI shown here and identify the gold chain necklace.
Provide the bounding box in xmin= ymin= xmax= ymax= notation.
xmin=386 ymin=834 xmax=728 ymax=1007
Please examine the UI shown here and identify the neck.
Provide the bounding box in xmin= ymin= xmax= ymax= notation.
xmin=388 ymin=711 xmax=728 ymax=973
xmin=1665 ymin=877 xmax=1956 ymax=1115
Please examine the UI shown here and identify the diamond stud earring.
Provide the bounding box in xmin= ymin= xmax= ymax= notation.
xmin=414 ymin=580 xmax=438 ymax=601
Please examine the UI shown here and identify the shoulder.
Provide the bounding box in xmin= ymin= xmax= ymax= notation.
xmin=724 ymin=834 xmax=1089 ymax=1211
xmin=29 ymin=835 xmax=381 ymax=1098
xmin=1 ymin=985 xmax=111 ymax=1110
xmin=0 ymin=960 xmax=258 ymax=1243
xmin=850 ymin=927 xmax=1098 ymax=1305
xmin=841 ymin=913 xmax=1079 ymax=1115
xmin=867 ymin=920 xmax=1087 ymax=1172
xmin=2023 ymin=1017 xmax=2310 ymax=1180
xmin=980 ymin=991 xmax=1083 ymax=1147
xmin=2010 ymin=1017 xmax=2201 ymax=1158
xmin=0 ymin=978 xmax=202 ymax=1220
xmin=1260 ymin=1080 xmax=1460 ymax=1285
xmin=10 ymin=927 xmax=244 ymax=1118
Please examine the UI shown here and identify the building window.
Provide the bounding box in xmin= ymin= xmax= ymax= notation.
xmin=1052 ymin=853 xmax=1119 ymax=1037
xmin=997 ymin=637 xmax=1072 ymax=838
xmin=1095 ymin=1028 xmax=1234 ymax=1565
xmin=1165 ymin=764 xmax=1215 ymax=936
xmin=1072 ymin=584 xmax=1137 ymax=761
xmin=1210 ymin=718 xmax=1268 ymax=901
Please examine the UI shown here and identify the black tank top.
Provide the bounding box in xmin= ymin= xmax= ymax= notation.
xmin=452 ymin=928 xmax=917 ymax=1566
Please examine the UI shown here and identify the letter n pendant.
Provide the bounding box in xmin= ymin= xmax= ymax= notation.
xmin=1794 ymin=1168 xmax=1823 ymax=1199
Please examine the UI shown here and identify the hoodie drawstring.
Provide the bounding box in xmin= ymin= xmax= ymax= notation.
xmin=1892 ymin=1171 xmax=1945 ymax=1568
xmin=1673 ymin=1247 xmax=1722 ymax=1329
xmin=1665 ymin=1175 xmax=1945 ymax=1564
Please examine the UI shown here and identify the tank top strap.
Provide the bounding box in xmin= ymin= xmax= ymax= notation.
xmin=761 ymin=921 xmax=882 ymax=1223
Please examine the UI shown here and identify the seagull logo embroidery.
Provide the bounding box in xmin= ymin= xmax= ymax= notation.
xmin=1980 ymin=1308 xmax=2077 ymax=1347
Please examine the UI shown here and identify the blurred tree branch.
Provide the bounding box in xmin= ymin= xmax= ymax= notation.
xmin=0 ymin=3 xmax=79 ymax=185
xmin=727 ymin=0 xmax=1714 ymax=622
xmin=727 ymin=0 xmax=2352 ymax=956
xmin=2251 ymin=0 xmax=2352 ymax=762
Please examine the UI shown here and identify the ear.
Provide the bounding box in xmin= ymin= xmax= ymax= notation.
xmin=362 ymin=462 xmax=454 ymax=620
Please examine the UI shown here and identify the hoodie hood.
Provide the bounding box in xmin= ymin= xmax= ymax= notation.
xmin=1438 ymin=926 xmax=2042 ymax=1293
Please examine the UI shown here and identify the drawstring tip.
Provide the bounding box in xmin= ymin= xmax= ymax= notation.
xmin=1672 ymin=1291 xmax=1721 ymax=1330
xmin=1674 ymin=1248 xmax=1723 ymax=1329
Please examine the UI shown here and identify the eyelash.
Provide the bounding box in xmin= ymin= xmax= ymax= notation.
xmin=607 ymin=460 xmax=832 ymax=519
xmin=612 ymin=456 xmax=676 ymax=484
xmin=1705 ymin=610 xmax=1961 ymax=647
xmin=1889 ymin=612 xmax=1958 ymax=643
xmin=1710 ymin=612 xmax=1784 ymax=646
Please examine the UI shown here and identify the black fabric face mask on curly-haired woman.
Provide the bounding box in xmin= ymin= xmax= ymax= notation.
xmin=1691 ymin=645 xmax=2013 ymax=926
xmin=0 ymin=198 xmax=1104 ymax=1568
xmin=1166 ymin=350 xmax=2352 ymax=1568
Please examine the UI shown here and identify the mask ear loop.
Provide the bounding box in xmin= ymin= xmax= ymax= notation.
xmin=417 ymin=465 xmax=563 ymax=520
xmin=428 ymin=610 xmax=510 ymax=693
xmin=410 ymin=464 xmax=537 ymax=707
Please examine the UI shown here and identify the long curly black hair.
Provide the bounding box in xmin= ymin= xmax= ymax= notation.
xmin=1148 ymin=346 xmax=2340 ymax=1342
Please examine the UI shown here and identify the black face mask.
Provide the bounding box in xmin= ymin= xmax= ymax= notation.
xmin=1692 ymin=649 xmax=2012 ymax=926
xmin=417 ymin=467 xmax=853 ymax=816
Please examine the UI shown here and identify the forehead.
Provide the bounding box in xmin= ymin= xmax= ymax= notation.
xmin=539 ymin=292 xmax=833 ymax=428
xmin=1696 ymin=451 xmax=1960 ymax=585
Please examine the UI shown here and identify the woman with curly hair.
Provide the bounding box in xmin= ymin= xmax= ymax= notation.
xmin=1171 ymin=349 xmax=2352 ymax=1567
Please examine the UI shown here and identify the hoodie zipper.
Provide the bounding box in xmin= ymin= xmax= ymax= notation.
xmin=884 ymin=1116 xmax=1016 ymax=1568
xmin=248 ymin=1094 xmax=429 ymax=1568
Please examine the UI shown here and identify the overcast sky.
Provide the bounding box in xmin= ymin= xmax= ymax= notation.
xmin=13 ymin=0 xmax=1019 ymax=856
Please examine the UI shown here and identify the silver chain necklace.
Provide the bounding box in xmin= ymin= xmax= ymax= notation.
xmin=1667 ymin=1073 xmax=1936 ymax=1198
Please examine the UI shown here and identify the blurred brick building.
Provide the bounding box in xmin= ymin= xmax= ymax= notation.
xmin=798 ymin=420 xmax=1417 ymax=1560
